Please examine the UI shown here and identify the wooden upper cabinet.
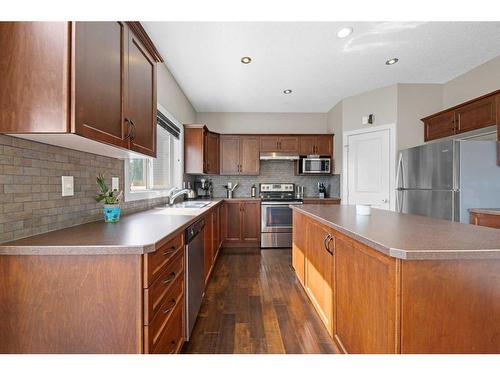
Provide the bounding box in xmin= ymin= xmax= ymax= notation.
xmin=239 ymin=136 xmax=260 ymax=175
xmin=126 ymin=29 xmax=157 ymax=157
xmin=219 ymin=135 xmax=240 ymax=175
xmin=220 ymin=135 xmax=259 ymax=175
xmin=304 ymin=218 xmax=334 ymax=336
xmin=0 ymin=22 xmax=70 ymax=133
xmin=205 ymin=131 xmax=219 ymax=174
xmin=456 ymin=95 xmax=496 ymax=134
xmin=184 ymin=125 xmax=219 ymax=174
xmin=422 ymin=90 xmax=500 ymax=144
xmin=0 ymin=22 xmax=161 ymax=158
xmin=423 ymin=110 xmax=455 ymax=142
xmin=260 ymin=136 xmax=298 ymax=152
xmin=74 ymin=22 xmax=128 ymax=149
xmin=299 ymin=135 xmax=333 ymax=155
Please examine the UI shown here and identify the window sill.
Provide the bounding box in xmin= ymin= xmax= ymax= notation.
xmin=124 ymin=189 xmax=171 ymax=203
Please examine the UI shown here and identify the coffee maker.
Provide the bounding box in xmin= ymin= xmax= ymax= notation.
xmin=195 ymin=178 xmax=213 ymax=199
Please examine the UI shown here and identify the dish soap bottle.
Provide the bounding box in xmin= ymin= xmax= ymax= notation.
xmin=251 ymin=184 xmax=256 ymax=198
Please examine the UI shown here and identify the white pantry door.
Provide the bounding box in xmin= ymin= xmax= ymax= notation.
xmin=345 ymin=128 xmax=392 ymax=210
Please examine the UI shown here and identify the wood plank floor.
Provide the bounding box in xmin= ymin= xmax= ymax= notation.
xmin=185 ymin=248 xmax=340 ymax=354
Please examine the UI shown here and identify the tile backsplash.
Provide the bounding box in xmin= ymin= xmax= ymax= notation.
xmin=195 ymin=160 xmax=340 ymax=198
xmin=0 ymin=135 xmax=168 ymax=243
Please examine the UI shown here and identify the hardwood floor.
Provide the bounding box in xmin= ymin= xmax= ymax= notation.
xmin=185 ymin=248 xmax=340 ymax=354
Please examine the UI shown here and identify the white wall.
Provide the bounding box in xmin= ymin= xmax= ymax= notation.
xmin=443 ymin=54 xmax=500 ymax=108
xmin=397 ymin=83 xmax=443 ymax=150
xmin=195 ymin=112 xmax=328 ymax=134
xmin=157 ymin=63 xmax=197 ymax=124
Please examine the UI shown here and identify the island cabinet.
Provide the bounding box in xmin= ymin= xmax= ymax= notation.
xmin=292 ymin=209 xmax=500 ymax=354
xmin=219 ymin=135 xmax=260 ymax=175
xmin=184 ymin=124 xmax=219 ymax=174
xmin=0 ymin=22 xmax=161 ymax=158
xmin=222 ymin=200 xmax=260 ymax=247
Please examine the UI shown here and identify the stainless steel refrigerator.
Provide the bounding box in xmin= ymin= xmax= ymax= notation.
xmin=396 ymin=139 xmax=500 ymax=223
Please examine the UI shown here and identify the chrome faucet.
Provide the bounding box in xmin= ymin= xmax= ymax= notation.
xmin=167 ymin=188 xmax=190 ymax=206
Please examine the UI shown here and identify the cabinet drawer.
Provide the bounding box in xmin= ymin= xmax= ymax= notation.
xmin=144 ymin=233 xmax=184 ymax=287
xmin=144 ymin=276 xmax=184 ymax=352
xmin=151 ymin=298 xmax=184 ymax=354
xmin=144 ymin=258 xmax=184 ymax=324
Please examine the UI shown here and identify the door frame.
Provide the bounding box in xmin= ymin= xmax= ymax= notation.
xmin=342 ymin=123 xmax=397 ymax=211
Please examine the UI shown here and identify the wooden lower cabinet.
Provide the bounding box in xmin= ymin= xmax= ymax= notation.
xmin=203 ymin=204 xmax=223 ymax=285
xmin=293 ymin=210 xmax=500 ymax=353
xmin=334 ymin=236 xmax=399 ymax=354
xmin=304 ymin=219 xmax=334 ymax=336
xmin=470 ymin=211 xmax=500 ymax=229
xmin=222 ymin=200 xmax=261 ymax=247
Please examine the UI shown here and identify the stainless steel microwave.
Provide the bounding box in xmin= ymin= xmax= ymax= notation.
xmin=302 ymin=157 xmax=331 ymax=174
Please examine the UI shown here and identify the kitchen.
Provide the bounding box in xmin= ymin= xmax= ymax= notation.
xmin=1 ymin=4 xmax=500 ymax=372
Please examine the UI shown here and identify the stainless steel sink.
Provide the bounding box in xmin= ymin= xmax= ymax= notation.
xmin=171 ymin=201 xmax=210 ymax=209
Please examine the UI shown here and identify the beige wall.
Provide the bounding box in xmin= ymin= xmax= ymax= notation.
xmin=342 ymin=85 xmax=398 ymax=132
xmin=443 ymin=54 xmax=500 ymax=108
xmin=157 ymin=63 xmax=196 ymax=124
xmin=397 ymin=83 xmax=443 ymax=150
xmin=195 ymin=112 xmax=328 ymax=134
xmin=327 ymin=101 xmax=343 ymax=174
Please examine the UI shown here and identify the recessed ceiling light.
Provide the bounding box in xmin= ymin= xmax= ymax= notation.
xmin=240 ymin=56 xmax=252 ymax=64
xmin=385 ymin=58 xmax=399 ymax=65
xmin=283 ymin=89 xmax=292 ymax=94
xmin=337 ymin=27 xmax=353 ymax=38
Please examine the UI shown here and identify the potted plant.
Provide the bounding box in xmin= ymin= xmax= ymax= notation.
xmin=95 ymin=174 xmax=123 ymax=223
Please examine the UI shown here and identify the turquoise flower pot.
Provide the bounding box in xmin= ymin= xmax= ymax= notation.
xmin=103 ymin=205 xmax=121 ymax=223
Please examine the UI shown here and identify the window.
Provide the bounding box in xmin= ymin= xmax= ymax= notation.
xmin=124 ymin=107 xmax=182 ymax=202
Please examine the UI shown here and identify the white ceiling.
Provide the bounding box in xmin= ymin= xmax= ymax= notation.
xmin=143 ymin=22 xmax=500 ymax=113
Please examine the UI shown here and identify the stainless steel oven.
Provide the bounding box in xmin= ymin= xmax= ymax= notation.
xmin=259 ymin=183 xmax=302 ymax=248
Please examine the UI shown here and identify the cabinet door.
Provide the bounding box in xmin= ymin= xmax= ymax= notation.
xmin=278 ymin=136 xmax=299 ymax=152
xmin=299 ymin=136 xmax=316 ymax=155
xmin=220 ymin=135 xmax=240 ymax=175
xmin=0 ymin=22 xmax=70 ymax=133
xmin=212 ymin=209 xmax=219 ymax=261
xmin=204 ymin=212 xmax=214 ymax=284
xmin=304 ymin=220 xmax=334 ymax=336
xmin=126 ymin=28 xmax=156 ymax=157
xmin=334 ymin=237 xmax=399 ymax=353
xmin=259 ymin=136 xmax=280 ymax=152
xmin=223 ymin=202 xmax=242 ymax=242
xmin=241 ymin=202 xmax=260 ymax=242
xmin=424 ymin=111 xmax=455 ymax=141
xmin=239 ymin=136 xmax=260 ymax=175
xmin=292 ymin=211 xmax=306 ymax=285
xmin=204 ymin=131 xmax=219 ymax=174
xmin=315 ymin=135 xmax=333 ymax=156
xmin=456 ymin=96 xmax=496 ymax=134
xmin=74 ymin=22 xmax=128 ymax=149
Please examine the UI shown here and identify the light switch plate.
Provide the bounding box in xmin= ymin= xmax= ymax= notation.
xmin=61 ymin=176 xmax=74 ymax=197
xmin=112 ymin=177 xmax=119 ymax=191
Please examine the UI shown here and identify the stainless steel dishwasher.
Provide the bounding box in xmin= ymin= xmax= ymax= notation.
xmin=184 ymin=218 xmax=205 ymax=340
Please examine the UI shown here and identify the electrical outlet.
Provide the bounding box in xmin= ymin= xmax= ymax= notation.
xmin=112 ymin=177 xmax=119 ymax=191
xmin=61 ymin=176 xmax=74 ymax=197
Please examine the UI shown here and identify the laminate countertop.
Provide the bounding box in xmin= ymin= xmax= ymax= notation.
xmin=292 ymin=204 xmax=500 ymax=260
xmin=0 ymin=200 xmax=224 ymax=256
xmin=469 ymin=208 xmax=500 ymax=216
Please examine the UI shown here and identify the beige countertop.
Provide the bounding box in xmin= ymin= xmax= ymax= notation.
xmin=292 ymin=204 xmax=500 ymax=260
xmin=469 ymin=208 xmax=500 ymax=216
xmin=0 ymin=200 xmax=224 ymax=256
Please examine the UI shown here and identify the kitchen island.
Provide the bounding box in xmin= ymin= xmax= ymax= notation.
xmin=292 ymin=204 xmax=500 ymax=354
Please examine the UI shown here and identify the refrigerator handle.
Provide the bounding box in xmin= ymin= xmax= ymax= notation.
xmin=396 ymin=152 xmax=404 ymax=189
